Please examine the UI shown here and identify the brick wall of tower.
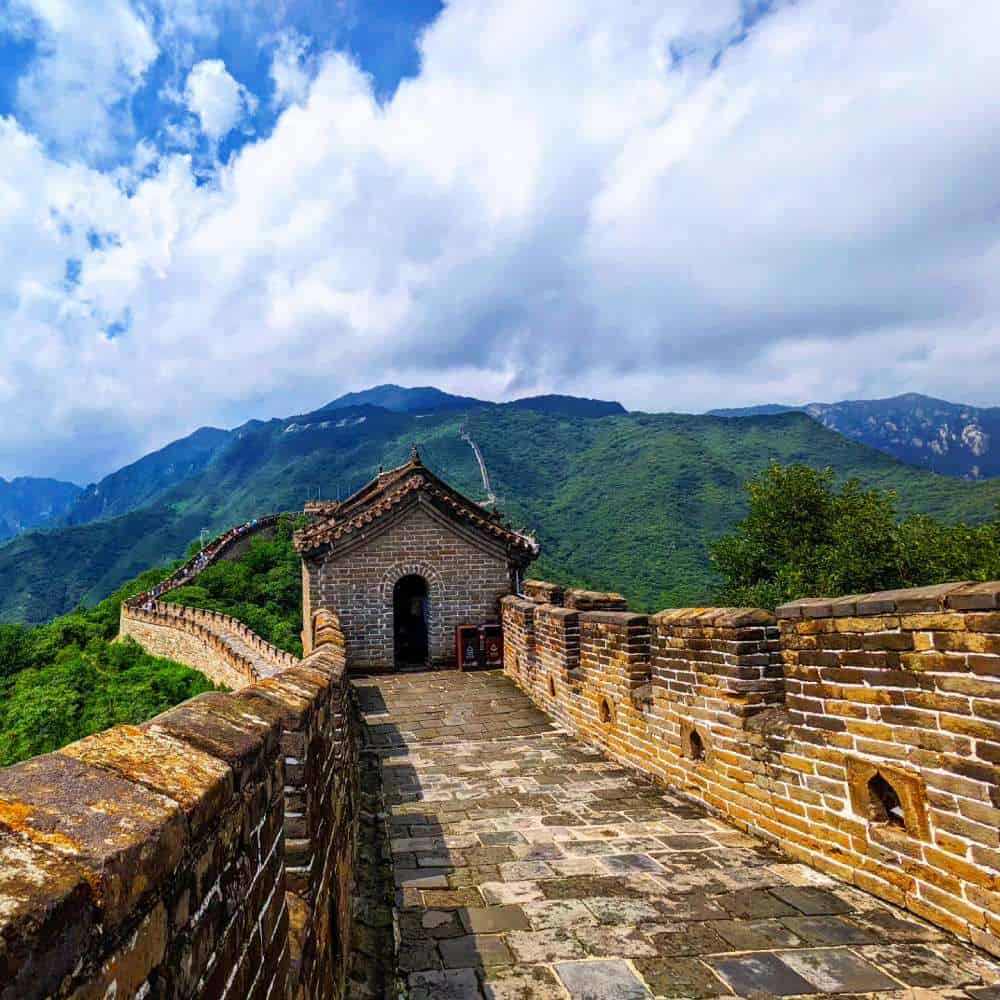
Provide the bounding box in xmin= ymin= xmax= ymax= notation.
xmin=304 ymin=503 xmax=513 ymax=671
xmin=502 ymin=580 xmax=1000 ymax=957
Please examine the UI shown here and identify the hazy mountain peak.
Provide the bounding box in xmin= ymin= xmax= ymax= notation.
xmin=321 ymin=385 xmax=486 ymax=413
xmin=0 ymin=476 xmax=82 ymax=542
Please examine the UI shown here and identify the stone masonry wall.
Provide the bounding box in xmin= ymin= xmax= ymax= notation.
xmin=0 ymin=619 xmax=359 ymax=1000
xmin=502 ymin=580 xmax=1000 ymax=957
xmin=120 ymin=603 xmax=299 ymax=689
xmin=305 ymin=501 xmax=513 ymax=671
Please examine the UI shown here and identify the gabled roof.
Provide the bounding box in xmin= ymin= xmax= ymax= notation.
xmin=293 ymin=446 xmax=539 ymax=562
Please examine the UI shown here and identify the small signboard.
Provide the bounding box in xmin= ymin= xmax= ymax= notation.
xmin=482 ymin=624 xmax=503 ymax=667
xmin=456 ymin=624 xmax=503 ymax=670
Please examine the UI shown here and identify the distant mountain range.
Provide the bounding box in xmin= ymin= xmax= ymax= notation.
xmin=0 ymin=477 xmax=82 ymax=542
xmin=0 ymin=386 xmax=626 ymax=545
xmin=709 ymin=393 xmax=999 ymax=480
xmin=2 ymin=385 xmax=1000 ymax=624
xmin=64 ymin=426 xmax=235 ymax=525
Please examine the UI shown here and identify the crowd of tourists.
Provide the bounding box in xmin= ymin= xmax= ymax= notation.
xmin=128 ymin=514 xmax=280 ymax=611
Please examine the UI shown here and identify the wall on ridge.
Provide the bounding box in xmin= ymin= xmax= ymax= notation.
xmin=120 ymin=603 xmax=299 ymax=689
xmin=502 ymin=580 xmax=1000 ymax=958
xmin=120 ymin=604 xmax=259 ymax=689
xmin=0 ymin=622 xmax=358 ymax=1000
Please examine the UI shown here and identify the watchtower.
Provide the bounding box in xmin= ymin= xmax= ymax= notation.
xmin=294 ymin=448 xmax=538 ymax=671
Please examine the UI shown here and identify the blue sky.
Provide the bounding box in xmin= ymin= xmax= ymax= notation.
xmin=2 ymin=0 xmax=1000 ymax=484
xmin=0 ymin=0 xmax=443 ymax=168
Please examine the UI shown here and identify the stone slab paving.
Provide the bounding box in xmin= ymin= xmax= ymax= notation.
xmin=353 ymin=669 xmax=1000 ymax=1000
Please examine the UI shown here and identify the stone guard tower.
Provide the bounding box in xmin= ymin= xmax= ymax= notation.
xmin=294 ymin=447 xmax=538 ymax=671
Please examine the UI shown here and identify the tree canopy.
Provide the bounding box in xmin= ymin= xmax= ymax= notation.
xmin=711 ymin=463 xmax=1000 ymax=610
xmin=0 ymin=565 xmax=217 ymax=767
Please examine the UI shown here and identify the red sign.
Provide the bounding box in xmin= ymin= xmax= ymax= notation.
xmin=456 ymin=624 xmax=503 ymax=670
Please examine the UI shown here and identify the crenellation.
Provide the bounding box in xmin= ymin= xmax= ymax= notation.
xmin=503 ymin=579 xmax=1000 ymax=957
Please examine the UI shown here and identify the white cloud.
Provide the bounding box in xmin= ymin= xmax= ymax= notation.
xmin=3 ymin=0 xmax=1000 ymax=482
xmin=183 ymin=58 xmax=257 ymax=142
xmin=269 ymin=30 xmax=315 ymax=108
xmin=5 ymin=0 xmax=158 ymax=159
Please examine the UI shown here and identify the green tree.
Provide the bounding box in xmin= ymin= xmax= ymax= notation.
xmin=711 ymin=463 xmax=1000 ymax=609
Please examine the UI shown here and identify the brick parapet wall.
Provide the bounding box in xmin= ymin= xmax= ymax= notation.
xmin=120 ymin=602 xmax=298 ymax=690
xmin=120 ymin=603 xmax=260 ymax=688
xmin=776 ymin=581 xmax=1000 ymax=955
xmin=0 ymin=616 xmax=359 ymax=1000
xmin=252 ymin=625 xmax=357 ymax=1000
xmin=502 ymin=581 xmax=1000 ymax=957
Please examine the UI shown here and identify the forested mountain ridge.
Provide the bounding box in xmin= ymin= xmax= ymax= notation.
xmin=63 ymin=425 xmax=235 ymax=525
xmin=3 ymin=400 xmax=1000 ymax=624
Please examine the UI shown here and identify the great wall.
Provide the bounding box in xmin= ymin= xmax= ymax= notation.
xmin=1 ymin=453 xmax=998 ymax=1000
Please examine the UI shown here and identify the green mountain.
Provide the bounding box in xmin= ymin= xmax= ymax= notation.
xmin=502 ymin=395 xmax=626 ymax=418
xmin=3 ymin=400 xmax=1000 ymax=624
xmin=321 ymin=384 xmax=486 ymax=413
xmin=65 ymin=425 xmax=234 ymax=525
xmin=710 ymin=393 xmax=1000 ymax=480
xmin=0 ymin=476 xmax=82 ymax=542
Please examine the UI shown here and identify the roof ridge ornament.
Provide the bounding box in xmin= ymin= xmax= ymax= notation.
xmin=410 ymin=443 xmax=422 ymax=464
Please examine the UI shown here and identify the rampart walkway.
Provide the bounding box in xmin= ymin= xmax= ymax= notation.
xmin=355 ymin=669 xmax=1000 ymax=1000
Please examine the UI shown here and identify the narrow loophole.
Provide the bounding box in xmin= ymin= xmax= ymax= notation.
xmin=868 ymin=773 xmax=906 ymax=830
xmin=548 ymin=676 xmax=556 ymax=697
xmin=689 ymin=729 xmax=705 ymax=761
xmin=599 ymin=698 xmax=612 ymax=726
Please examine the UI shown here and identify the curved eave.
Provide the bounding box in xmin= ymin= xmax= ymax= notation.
xmin=296 ymin=489 xmax=538 ymax=564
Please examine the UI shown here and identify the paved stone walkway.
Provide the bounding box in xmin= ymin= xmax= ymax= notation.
xmin=354 ymin=670 xmax=1000 ymax=1000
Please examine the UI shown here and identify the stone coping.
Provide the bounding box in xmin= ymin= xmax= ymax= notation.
xmin=652 ymin=607 xmax=776 ymax=628
xmin=514 ymin=577 xmax=1000 ymax=627
xmin=564 ymin=588 xmax=628 ymax=611
xmin=776 ymin=580 xmax=1000 ymax=619
xmin=522 ymin=580 xmax=564 ymax=604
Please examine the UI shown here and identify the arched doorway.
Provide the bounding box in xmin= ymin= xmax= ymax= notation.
xmin=393 ymin=574 xmax=429 ymax=666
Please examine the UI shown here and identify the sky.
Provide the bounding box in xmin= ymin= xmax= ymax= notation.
xmin=1 ymin=0 xmax=1000 ymax=484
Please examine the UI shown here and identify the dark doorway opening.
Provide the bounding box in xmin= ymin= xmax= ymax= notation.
xmin=394 ymin=575 xmax=429 ymax=666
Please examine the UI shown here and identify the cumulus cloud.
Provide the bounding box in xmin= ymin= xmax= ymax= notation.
xmin=184 ymin=58 xmax=257 ymax=141
xmin=4 ymin=0 xmax=158 ymax=159
xmin=2 ymin=0 xmax=1000 ymax=482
